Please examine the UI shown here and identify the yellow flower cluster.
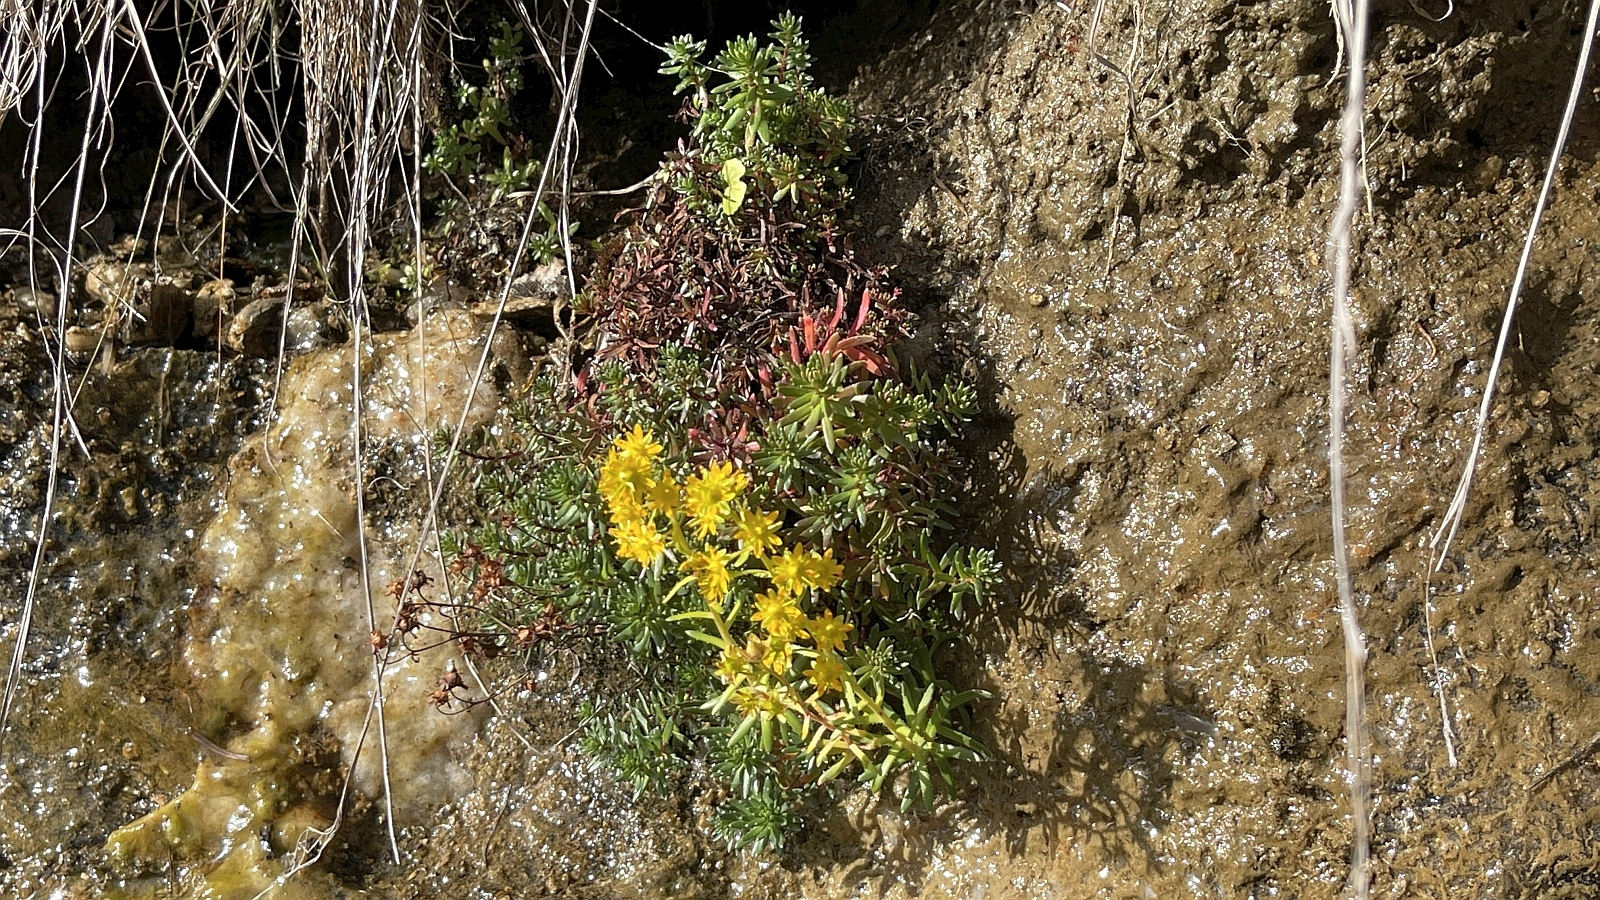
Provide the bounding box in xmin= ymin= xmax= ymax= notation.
xmin=731 ymin=586 xmax=853 ymax=701
xmin=596 ymin=426 xmax=858 ymax=714
xmin=766 ymin=545 xmax=842 ymax=596
xmin=682 ymin=546 xmax=734 ymax=603
xmin=597 ymin=425 xmax=670 ymax=567
xmin=685 ymin=461 xmax=748 ymax=538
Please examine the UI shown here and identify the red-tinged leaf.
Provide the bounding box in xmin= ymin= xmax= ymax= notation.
xmin=853 ymin=288 xmax=872 ymax=334
xmin=843 ymin=345 xmax=891 ymax=377
xmin=829 ymin=285 xmax=847 ymax=332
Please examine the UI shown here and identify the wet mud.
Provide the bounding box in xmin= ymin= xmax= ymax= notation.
xmin=0 ymin=336 xmax=271 ymax=896
xmin=4 ymin=0 xmax=1600 ymax=897
xmin=821 ymin=0 xmax=1600 ymax=897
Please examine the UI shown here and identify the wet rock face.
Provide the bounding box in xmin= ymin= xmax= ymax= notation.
xmin=101 ymin=308 xmax=505 ymax=895
xmin=0 ymin=296 xmax=523 ymax=898
xmin=802 ymin=0 xmax=1600 ymax=897
xmin=0 ymin=339 xmax=272 ymax=899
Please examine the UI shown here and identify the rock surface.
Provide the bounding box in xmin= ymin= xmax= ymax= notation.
xmin=4 ymin=2 xmax=1599 ymax=898
xmin=102 ymin=308 xmax=504 ymax=896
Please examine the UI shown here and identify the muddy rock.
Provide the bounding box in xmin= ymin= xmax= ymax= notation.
xmin=82 ymin=260 xmax=136 ymax=307
xmin=110 ymin=234 xmax=148 ymax=258
xmin=816 ymin=0 xmax=1600 ymax=898
xmin=224 ymin=296 xmax=282 ymax=356
xmin=469 ymin=259 xmax=570 ymax=333
xmin=10 ymin=285 xmax=56 ymax=320
xmin=226 ymin=285 xmax=346 ymax=357
xmin=62 ymin=324 xmax=105 ymax=365
xmin=190 ymin=278 xmax=235 ymax=341
xmin=283 ymin=299 xmax=346 ymax=351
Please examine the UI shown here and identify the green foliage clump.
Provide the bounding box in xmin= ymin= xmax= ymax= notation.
xmin=423 ymin=19 xmax=569 ymax=265
xmin=661 ymin=13 xmax=853 ymax=224
xmin=585 ymin=17 xmax=892 ymax=396
xmin=424 ymin=22 xmax=533 ymax=193
xmin=440 ymin=16 xmax=996 ymax=856
xmin=445 ymin=337 xmax=995 ymax=852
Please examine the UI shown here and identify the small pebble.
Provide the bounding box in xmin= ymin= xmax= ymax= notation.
xmin=12 ymin=286 xmax=57 ymax=319
xmin=84 ymin=264 xmax=128 ymax=305
xmin=111 ymin=235 xmax=148 ymax=258
xmin=63 ymin=325 xmax=104 ymax=361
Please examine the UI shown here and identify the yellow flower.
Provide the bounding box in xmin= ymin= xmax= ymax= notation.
xmin=735 ymin=632 xmax=791 ymax=677
xmin=598 ymin=447 xmax=651 ymax=520
xmin=751 ymin=590 xmax=807 ymax=643
xmin=605 ymin=490 xmax=647 ymax=527
xmin=766 ymin=546 xmax=808 ymax=596
xmin=610 ymin=518 xmax=666 ymax=567
xmin=681 ymin=545 xmax=735 ymax=602
xmin=732 ymin=685 xmax=786 ymax=721
xmin=806 ymin=609 xmax=853 ymax=653
xmin=731 ymin=686 xmax=763 ymax=718
xmin=766 ymin=546 xmax=843 ymax=595
xmin=761 ymin=639 xmax=794 ymax=675
xmin=742 ymin=633 xmax=770 ymax=665
xmin=805 ymin=650 xmax=845 ymax=696
xmin=645 ymin=475 xmax=681 ymax=516
xmin=614 ymin=424 xmax=662 ymax=464
xmin=716 ymin=646 xmax=751 ymax=685
xmin=800 ymin=548 xmax=843 ymax=593
xmin=599 ymin=447 xmax=650 ymax=490
xmin=683 ymin=461 xmax=748 ymax=538
xmin=732 ymin=506 xmax=782 ymax=557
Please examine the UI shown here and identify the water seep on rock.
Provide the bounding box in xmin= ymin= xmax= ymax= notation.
xmin=105 ymin=308 xmax=508 ymax=896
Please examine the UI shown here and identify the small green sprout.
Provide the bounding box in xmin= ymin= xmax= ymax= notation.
xmin=661 ymin=14 xmax=854 ymax=227
xmin=423 ymin=19 xmax=569 ymax=264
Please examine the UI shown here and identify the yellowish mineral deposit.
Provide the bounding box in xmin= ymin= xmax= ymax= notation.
xmin=106 ymin=308 xmax=507 ymax=898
